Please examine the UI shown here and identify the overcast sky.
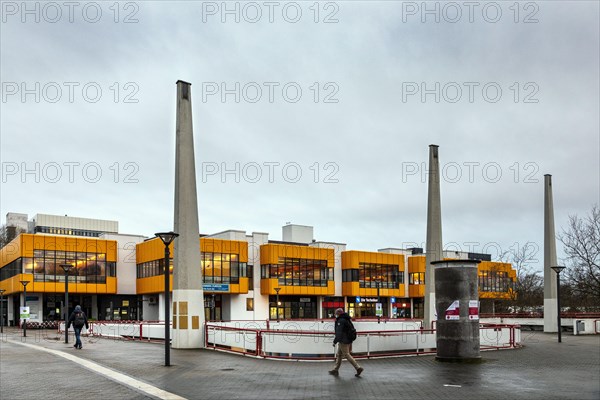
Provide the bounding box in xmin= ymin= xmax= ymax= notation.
xmin=1 ymin=1 xmax=598 ymax=271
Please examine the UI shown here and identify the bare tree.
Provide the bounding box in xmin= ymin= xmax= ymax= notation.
xmin=558 ymin=204 xmax=600 ymax=301
xmin=0 ymin=224 xmax=25 ymax=249
xmin=500 ymin=242 xmax=544 ymax=313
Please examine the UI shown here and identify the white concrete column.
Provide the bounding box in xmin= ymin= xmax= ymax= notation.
xmin=172 ymin=80 xmax=204 ymax=348
xmin=424 ymin=144 xmax=443 ymax=328
xmin=543 ymin=174 xmax=559 ymax=333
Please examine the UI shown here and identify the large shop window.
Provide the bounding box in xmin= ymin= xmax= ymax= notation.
xmin=358 ymin=262 xmax=404 ymax=289
xmin=261 ymin=257 xmax=332 ymax=287
xmin=202 ymin=253 xmax=248 ymax=284
xmin=30 ymin=250 xmax=113 ymax=283
xmin=479 ymin=271 xmax=511 ymax=292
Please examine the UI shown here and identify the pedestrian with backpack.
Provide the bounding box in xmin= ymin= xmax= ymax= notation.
xmin=67 ymin=305 xmax=89 ymax=349
xmin=329 ymin=308 xmax=364 ymax=377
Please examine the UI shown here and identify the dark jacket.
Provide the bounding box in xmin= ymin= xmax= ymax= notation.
xmin=67 ymin=307 xmax=89 ymax=330
xmin=334 ymin=313 xmax=353 ymax=344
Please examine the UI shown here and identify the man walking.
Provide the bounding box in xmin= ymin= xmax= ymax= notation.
xmin=67 ymin=305 xmax=89 ymax=349
xmin=329 ymin=308 xmax=363 ymax=377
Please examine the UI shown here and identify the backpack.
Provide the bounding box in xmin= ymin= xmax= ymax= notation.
xmin=73 ymin=312 xmax=85 ymax=328
xmin=347 ymin=319 xmax=357 ymax=342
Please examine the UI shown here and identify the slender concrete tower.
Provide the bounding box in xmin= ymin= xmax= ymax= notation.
xmin=543 ymin=174 xmax=559 ymax=333
xmin=424 ymin=144 xmax=443 ymax=329
xmin=172 ymin=80 xmax=205 ymax=348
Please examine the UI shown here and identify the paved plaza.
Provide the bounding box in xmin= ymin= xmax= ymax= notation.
xmin=0 ymin=328 xmax=598 ymax=400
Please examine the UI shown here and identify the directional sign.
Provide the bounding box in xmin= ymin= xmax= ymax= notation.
xmin=203 ymin=283 xmax=230 ymax=292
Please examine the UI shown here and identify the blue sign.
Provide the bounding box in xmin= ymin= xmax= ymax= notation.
xmin=355 ymin=296 xmax=361 ymax=303
xmin=203 ymin=283 xmax=230 ymax=292
xmin=391 ymin=297 xmax=396 ymax=303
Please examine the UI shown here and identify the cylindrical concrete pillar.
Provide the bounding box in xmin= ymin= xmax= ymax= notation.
xmin=433 ymin=259 xmax=481 ymax=362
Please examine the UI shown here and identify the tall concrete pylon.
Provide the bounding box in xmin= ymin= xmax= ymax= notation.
xmin=172 ymin=80 xmax=204 ymax=348
xmin=424 ymin=144 xmax=443 ymax=329
xmin=543 ymin=174 xmax=559 ymax=333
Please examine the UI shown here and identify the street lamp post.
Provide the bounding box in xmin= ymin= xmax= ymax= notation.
xmin=551 ymin=266 xmax=566 ymax=343
xmin=155 ymin=231 xmax=179 ymax=367
xmin=376 ymin=280 xmax=381 ymax=324
xmin=210 ymin=294 xmax=216 ymax=321
xmin=0 ymin=289 xmax=5 ymax=334
xmin=60 ymin=263 xmax=73 ymax=344
xmin=274 ymin=287 xmax=281 ymax=323
xmin=20 ymin=280 xmax=29 ymax=337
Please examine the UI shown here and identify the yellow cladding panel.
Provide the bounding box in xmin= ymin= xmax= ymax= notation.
xmin=409 ymin=285 xmax=425 ymax=297
xmin=228 ymin=278 xmax=249 ymax=294
xmin=75 ymin=238 xmax=88 ymax=252
xmin=342 ymin=281 xmax=359 ymax=296
xmin=0 ymin=235 xmax=23 ymax=268
xmin=2 ymin=274 xmax=32 ymax=294
xmin=106 ymin=241 xmax=117 ymax=262
xmin=341 ymin=250 xmax=404 ymax=269
xmin=0 ymin=273 xmax=116 ymax=295
xmin=479 ymin=291 xmax=512 ymax=300
xmin=1 ymin=234 xmax=117 ymax=271
xmin=65 ymin=237 xmax=78 ymax=253
xmin=22 ymin=234 xmax=34 ymax=257
xmin=200 ymin=238 xmax=249 ymax=263
xmin=137 ymin=275 xmax=173 ymax=294
xmin=261 ymin=244 xmax=334 ymax=266
xmin=238 ymin=277 xmax=249 ymax=293
xmin=478 ymin=261 xmax=514 ymax=273
xmin=408 ymin=256 xmax=426 ymax=272
xmin=137 ymin=238 xmax=172 ymax=264
xmin=138 ymin=237 xmax=249 ymax=264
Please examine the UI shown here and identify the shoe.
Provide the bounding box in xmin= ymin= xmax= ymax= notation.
xmin=355 ymin=367 xmax=364 ymax=377
xmin=328 ymin=370 xmax=339 ymax=376
xmin=73 ymin=344 xmax=77 ymax=348
xmin=78 ymin=345 xmax=82 ymax=349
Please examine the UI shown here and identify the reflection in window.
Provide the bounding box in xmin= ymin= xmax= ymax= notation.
xmin=358 ymin=262 xmax=404 ymax=288
xmin=409 ymin=272 xmax=425 ymax=285
xmin=261 ymin=257 xmax=331 ymax=287
xmin=23 ymin=251 xmax=113 ymax=283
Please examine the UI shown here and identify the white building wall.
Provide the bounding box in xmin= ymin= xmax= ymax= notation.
xmin=32 ymin=213 xmax=118 ymax=233
xmin=101 ymin=233 xmax=146 ymax=294
xmin=282 ymin=224 xmax=313 ymax=244
xmin=143 ymin=294 xmax=160 ymax=321
xmin=249 ymin=232 xmax=269 ymax=320
xmin=208 ymin=230 xmax=247 ymax=241
xmin=6 ymin=213 xmax=28 ymax=232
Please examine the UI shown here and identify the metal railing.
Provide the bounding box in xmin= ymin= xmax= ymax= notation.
xmin=205 ymin=322 xmax=520 ymax=360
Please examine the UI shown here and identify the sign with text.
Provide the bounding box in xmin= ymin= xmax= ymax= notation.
xmin=20 ymin=306 xmax=30 ymax=320
xmin=445 ymin=300 xmax=460 ymax=321
xmin=375 ymin=303 xmax=383 ymax=317
xmin=468 ymin=300 xmax=480 ymax=320
xmin=203 ymin=283 xmax=230 ymax=292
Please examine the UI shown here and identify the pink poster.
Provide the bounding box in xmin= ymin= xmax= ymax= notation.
xmin=468 ymin=300 xmax=479 ymax=320
xmin=445 ymin=300 xmax=460 ymax=320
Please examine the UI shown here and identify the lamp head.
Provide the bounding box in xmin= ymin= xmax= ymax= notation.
xmin=155 ymin=231 xmax=179 ymax=246
xmin=60 ymin=263 xmax=73 ymax=273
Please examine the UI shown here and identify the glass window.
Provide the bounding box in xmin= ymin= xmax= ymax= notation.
xmin=221 ymin=254 xmax=230 ymax=283
xmin=213 ymin=254 xmax=222 ymax=283
xmin=23 ymin=258 xmax=34 ymax=274
xmin=44 ymin=259 xmax=57 ymax=282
